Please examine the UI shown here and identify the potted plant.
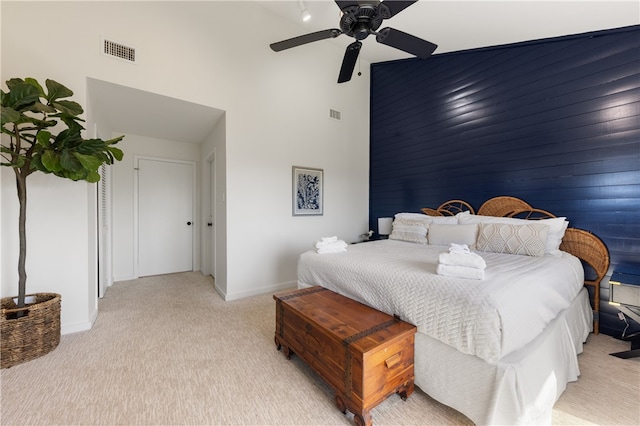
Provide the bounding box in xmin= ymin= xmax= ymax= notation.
xmin=0 ymin=77 xmax=124 ymax=368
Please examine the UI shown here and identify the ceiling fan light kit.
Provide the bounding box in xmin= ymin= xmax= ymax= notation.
xmin=299 ymin=0 xmax=312 ymax=22
xmin=270 ymin=0 xmax=437 ymax=83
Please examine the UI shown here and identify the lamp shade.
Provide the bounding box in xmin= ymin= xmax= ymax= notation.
xmin=378 ymin=217 xmax=393 ymax=236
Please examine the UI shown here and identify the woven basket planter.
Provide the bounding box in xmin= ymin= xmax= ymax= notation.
xmin=1 ymin=293 xmax=61 ymax=369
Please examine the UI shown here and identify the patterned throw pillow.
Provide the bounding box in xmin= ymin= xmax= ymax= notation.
xmin=476 ymin=222 xmax=549 ymax=257
xmin=389 ymin=217 xmax=429 ymax=244
xmin=458 ymin=212 xmax=568 ymax=256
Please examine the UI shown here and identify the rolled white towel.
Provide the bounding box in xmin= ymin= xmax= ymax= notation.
xmin=439 ymin=252 xmax=486 ymax=270
xmin=437 ymin=264 xmax=485 ymax=280
xmin=449 ymin=243 xmax=471 ymax=254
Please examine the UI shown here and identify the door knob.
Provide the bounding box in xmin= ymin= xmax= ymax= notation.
xmin=207 ymin=222 xmax=213 ymax=227
xmin=187 ymin=221 xmax=192 ymax=225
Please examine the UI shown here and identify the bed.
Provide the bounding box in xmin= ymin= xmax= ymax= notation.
xmin=297 ymin=196 xmax=609 ymax=425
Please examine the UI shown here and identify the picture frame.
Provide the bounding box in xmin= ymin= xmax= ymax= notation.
xmin=292 ymin=166 xmax=323 ymax=216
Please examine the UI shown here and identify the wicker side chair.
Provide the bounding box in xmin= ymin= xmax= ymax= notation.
xmin=559 ymin=228 xmax=610 ymax=334
xmin=478 ymin=196 xmax=532 ymax=217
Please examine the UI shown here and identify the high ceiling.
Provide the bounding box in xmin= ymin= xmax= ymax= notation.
xmin=257 ymin=0 xmax=639 ymax=64
xmin=89 ymin=1 xmax=638 ymax=145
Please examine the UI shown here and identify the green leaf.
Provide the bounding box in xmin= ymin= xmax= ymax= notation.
xmin=24 ymin=78 xmax=45 ymax=96
xmin=0 ymin=106 xmax=21 ymax=126
xmin=51 ymin=99 xmax=83 ymax=116
xmin=54 ymin=126 xmax=83 ymax=149
xmin=85 ymin=170 xmax=101 ymax=183
xmin=60 ymin=150 xmax=82 ymax=172
xmin=45 ymin=79 xmax=73 ymax=103
xmin=36 ymin=130 xmax=52 ymax=146
xmin=56 ymin=114 xmax=85 ymax=132
xmin=5 ymin=78 xmax=25 ymax=91
xmin=6 ymin=82 xmax=40 ymax=111
xmin=106 ymin=135 xmax=125 ymax=145
xmin=28 ymin=101 xmax=56 ymax=114
xmin=41 ymin=150 xmax=62 ymax=172
xmin=74 ymin=152 xmax=103 ymax=171
xmin=108 ymin=146 xmax=124 ymax=161
xmin=75 ymin=138 xmax=106 ymax=155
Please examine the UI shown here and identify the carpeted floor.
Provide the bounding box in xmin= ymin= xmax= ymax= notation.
xmin=1 ymin=271 xmax=638 ymax=425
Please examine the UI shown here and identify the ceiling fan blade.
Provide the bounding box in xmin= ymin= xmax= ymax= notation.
xmin=338 ymin=41 xmax=362 ymax=83
xmin=334 ymin=1 xmax=361 ymax=10
xmin=270 ymin=29 xmax=342 ymax=52
xmin=379 ymin=0 xmax=418 ymax=18
xmin=376 ymin=27 xmax=437 ymax=59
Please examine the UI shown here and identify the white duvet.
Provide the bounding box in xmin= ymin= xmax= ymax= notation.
xmin=297 ymin=239 xmax=584 ymax=363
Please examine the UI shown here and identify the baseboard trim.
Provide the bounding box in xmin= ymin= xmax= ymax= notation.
xmin=61 ymin=306 xmax=98 ymax=335
xmin=223 ymin=281 xmax=297 ymax=301
xmin=113 ymin=274 xmax=136 ymax=282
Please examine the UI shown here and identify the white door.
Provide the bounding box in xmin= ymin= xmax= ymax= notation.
xmin=138 ymin=158 xmax=194 ymax=277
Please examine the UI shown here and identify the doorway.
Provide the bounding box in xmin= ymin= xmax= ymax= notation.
xmin=136 ymin=157 xmax=195 ymax=277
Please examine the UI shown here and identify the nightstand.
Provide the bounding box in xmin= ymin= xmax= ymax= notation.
xmin=609 ymin=263 xmax=640 ymax=359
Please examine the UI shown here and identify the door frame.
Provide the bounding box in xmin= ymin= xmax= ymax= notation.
xmin=133 ymin=155 xmax=197 ymax=278
xmin=97 ymin=164 xmax=113 ymax=298
xmin=205 ymin=150 xmax=216 ymax=279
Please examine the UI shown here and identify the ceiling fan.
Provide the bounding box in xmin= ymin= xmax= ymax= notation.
xmin=270 ymin=0 xmax=437 ymax=83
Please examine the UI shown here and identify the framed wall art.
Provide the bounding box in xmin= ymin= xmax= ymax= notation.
xmin=292 ymin=166 xmax=323 ymax=216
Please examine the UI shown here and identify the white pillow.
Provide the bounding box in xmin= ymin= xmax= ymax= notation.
xmin=395 ymin=212 xmax=431 ymax=220
xmin=394 ymin=212 xmax=458 ymax=224
xmin=458 ymin=213 xmax=568 ymax=256
xmin=389 ymin=217 xmax=429 ymax=244
xmin=429 ymin=216 xmax=458 ymax=225
xmin=476 ymin=222 xmax=549 ymax=257
xmin=428 ymin=223 xmax=478 ymax=247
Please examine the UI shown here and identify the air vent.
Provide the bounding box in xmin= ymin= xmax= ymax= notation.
xmin=329 ymin=109 xmax=341 ymax=120
xmin=102 ymin=38 xmax=136 ymax=63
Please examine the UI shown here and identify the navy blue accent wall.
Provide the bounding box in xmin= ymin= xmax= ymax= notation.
xmin=370 ymin=26 xmax=640 ymax=338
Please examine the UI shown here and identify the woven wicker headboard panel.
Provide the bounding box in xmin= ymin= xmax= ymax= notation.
xmin=559 ymin=228 xmax=610 ymax=334
xmin=477 ymin=196 xmax=532 ymax=217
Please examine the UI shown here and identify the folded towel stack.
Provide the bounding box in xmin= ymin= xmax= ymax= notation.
xmin=437 ymin=244 xmax=486 ymax=280
xmin=315 ymin=236 xmax=348 ymax=254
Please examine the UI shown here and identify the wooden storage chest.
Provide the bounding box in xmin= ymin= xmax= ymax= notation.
xmin=274 ymin=286 xmax=416 ymax=426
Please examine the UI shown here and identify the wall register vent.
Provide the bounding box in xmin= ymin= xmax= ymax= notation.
xmin=329 ymin=109 xmax=341 ymax=121
xmin=102 ymin=38 xmax=136 ymax=63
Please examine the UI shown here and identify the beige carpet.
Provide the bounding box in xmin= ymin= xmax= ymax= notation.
xmin=1 ymin=272 xmax=638 ymax=425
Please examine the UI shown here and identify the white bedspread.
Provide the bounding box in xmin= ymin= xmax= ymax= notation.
xmin=297 ymin=239 xmax=584 ymax=363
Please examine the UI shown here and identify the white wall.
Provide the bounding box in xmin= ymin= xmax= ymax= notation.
xmin=1 ymin=1 xmax=370 ymax=329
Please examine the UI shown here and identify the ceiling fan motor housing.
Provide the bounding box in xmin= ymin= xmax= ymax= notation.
xmin=340 ymin=4 xmax=383 ymax=40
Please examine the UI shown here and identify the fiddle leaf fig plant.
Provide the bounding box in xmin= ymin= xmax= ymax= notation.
xmin=1 ymin=78 xmax=124 ymax=309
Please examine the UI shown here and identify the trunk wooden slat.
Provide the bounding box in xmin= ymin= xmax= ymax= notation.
xmin=274 ymin=287 xmax=416 ymax=426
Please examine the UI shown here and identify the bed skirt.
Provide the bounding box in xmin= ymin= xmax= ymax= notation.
xmin=413 ymin=287 xmax=592 ymax=425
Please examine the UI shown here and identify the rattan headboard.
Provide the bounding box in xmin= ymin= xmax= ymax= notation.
xmin=559 ymin=228 xmax=610 ymax=334
xmin=477 ymin=196 xmax=532 ymax=217
xmin=421 ymin=199 xmax=475 ymax=216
